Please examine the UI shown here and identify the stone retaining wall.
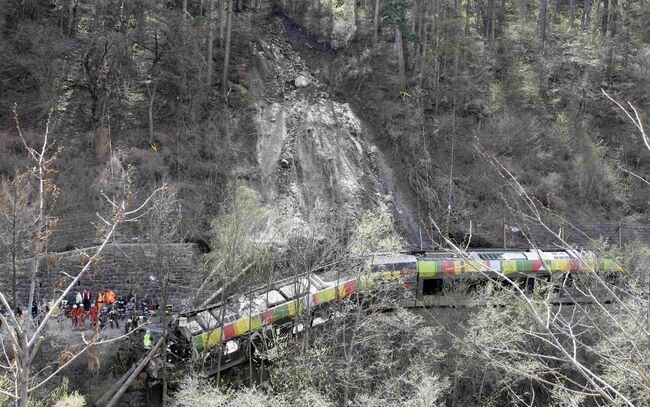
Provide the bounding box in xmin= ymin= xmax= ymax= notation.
xmin=0 ymin=243 xmax=204 ymax=308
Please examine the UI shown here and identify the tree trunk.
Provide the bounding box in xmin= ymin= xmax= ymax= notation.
xmin=95 ymin=365 xmax=137 ymax=407
xmin=373 ymin=0 xmax=380 ymax=47
xmin=68 ymin=0 xmax=75 ymax=36
xmin=341 ymin=294 xmax=363 ymax=406
xmin=218 ymin=0 xmax=226 ymax=48
xmin=539 ymin=0 xmax=547 ymax=45
xmin=609 ymin=0 xmax=617 ymax=36
xmin=602 ymin=0 xmax=609 ymax=35
xmin=418 ymin=1 xmax=429 ymax=88
xmin=453 ymin=0 xmax=461 ymax=78
xmin=207 ymin=0 xmax=214 ymax=87
xmin=353 ymin=0 xmax=360 ymax=41
xmin=621 ymin=0 xmax=629 ymax=72
xmin=27 ymin=152 xmax=45 ymax=317
xmin=215 ymin=287 xmax=227 ymax=385
xmin=183 ymin=0 xmax=187 ymax=15
xmin=416 ymin=0 xmax=423 ymax=55
xmin=569 ymin=0 xmax=575 ymax=26
xmin=105 ymin=338 xmax=165 ymax=407
xmin=160 ymin=269 xmax=169 ymax=405
xmin=465 ymin=0 xmax=471 ymax=37
xmin=329 ymin=0 xmax=334 ymax=42
xmin=490 ymin=0 xmax=496 ymax=41
xmin=582 ymin=0 xmax=591 ymax=27
xmin=18 ymin=333 xmax=30 ymax=407
xmin=222 ymin=0 xmax=234 ymax=97
xmin=394 ymin=25 xmax=406 ymax=90
xmin=483 ymin=0 xmax=494 ymax=37
xmin=148 ymin=83 xmax=156 ymax=144
xmin=606 ymin=0 xmax=618 ymax=81
xmin=11 ymin=179 xmax=17 ymax=310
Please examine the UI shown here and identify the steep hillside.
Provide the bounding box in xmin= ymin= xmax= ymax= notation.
xmin=0 ymin=0 xmax=649 ymax=251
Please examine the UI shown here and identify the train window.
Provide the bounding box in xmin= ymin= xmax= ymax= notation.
xmin=371 ymin=263 xmax=393 ymax=273
xmin=479 ymin=253 xmax=503 ymax=260
xmin=393 ymin=262 xmax=416 ymax=271
xmin=422 ymin=279 xmax=444 ymax=295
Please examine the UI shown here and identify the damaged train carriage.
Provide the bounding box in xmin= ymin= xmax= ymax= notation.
xmin=159 ymin=249 xmax=623 ymax=376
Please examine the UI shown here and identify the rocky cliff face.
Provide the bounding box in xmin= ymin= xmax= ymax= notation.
xmin=244 ymin=13 xmax=413 ymax=236
xmin=255 ymin=98 xmax=379 ymax=225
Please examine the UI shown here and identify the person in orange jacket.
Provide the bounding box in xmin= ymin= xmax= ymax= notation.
xmin=97 ymin=291 xmax=105 ymax=312
xmin=105 ymin=289 xmax=116 ymax=310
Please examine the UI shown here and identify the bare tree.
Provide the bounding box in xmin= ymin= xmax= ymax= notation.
xmin=207 ymin=0 xmax=215 ymax=88
xmin=11 ymin=105 xmax=60 ymax=319
xmin=146 ymin=185 xmax=180 ymax=405
xmin=373 ymin=0 xmax=381 ymax=47
xmin=0 ymin=106 xmax=168 ymax=406
xmin=0 ymin=172 xmax=33 ymax=310
xmin=0 ymin=177 xmax=168 ymax=406
xmin=222 ymin=0 xmax=234 ymax=97
xmin=539 ymin=0 xmax=547 ymax=45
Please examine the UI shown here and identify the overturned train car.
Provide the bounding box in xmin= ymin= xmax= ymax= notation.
xmin=164 ymin=249 xmax=622 ymax=375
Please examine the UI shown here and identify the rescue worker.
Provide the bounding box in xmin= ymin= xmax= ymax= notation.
xmin=97 ymin=291 xmax=104 ymax=312
xmin=70 ymin=305 xmax=78 ymax=330
xmin=98 ymin=308 xmax=108 ymax=330
xmin=143 ymin=330 xmax=153 ymax=350
xmin=90 ymin=303 xmax=99 ymax=329
xmin=108 ymin=306 xmax=119 ymax=329
xmin=78 ymin=304 xmax=86 ymax=328
xmin=125 ymin=313 xmax=138 ymax=334
xmin=126 ymin=299 xmax=136 ymax=319
xmin=75 ymin=291 xmax=82 ymax=307
xmin=82 ymin=290 xmax=91 ymax=312
xmin=31 ymin=301 xmax=38 ymax=319
xmin=105 ymin=289 xmax=116 ymax=311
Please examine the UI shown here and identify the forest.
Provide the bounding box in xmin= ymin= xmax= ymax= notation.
xmin=0 ymin=0 xmax=649 ymax=405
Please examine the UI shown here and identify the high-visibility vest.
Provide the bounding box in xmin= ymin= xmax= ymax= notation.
xmin=97 ymin=292 xmax=104 ymax=303
xmin=75 ymin=293 xmax=82 ymax=304
xmin=143 ymin=333 xmax=152 ymax=349
xmin=106 ymin=291 xmax=115 ymax=304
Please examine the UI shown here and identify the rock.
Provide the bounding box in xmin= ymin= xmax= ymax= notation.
xmin=294 ymin=75 xmax=310 ymax=88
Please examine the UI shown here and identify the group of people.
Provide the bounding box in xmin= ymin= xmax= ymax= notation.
xmin=65 ymin=289 xmax=117 ymax=330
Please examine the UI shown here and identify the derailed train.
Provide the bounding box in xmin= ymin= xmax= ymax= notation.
xmin=157 ymin=249 xmax=623 ymax=376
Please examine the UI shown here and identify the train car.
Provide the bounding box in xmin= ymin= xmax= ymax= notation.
xmin=412 ymin=249 xmax=623 ymax=306
xmin=166 ymin=248 xmax=622 ymax=375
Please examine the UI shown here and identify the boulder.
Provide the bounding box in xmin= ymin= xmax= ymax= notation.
xmin=294 ymin=75 xmax=310 ymax=88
